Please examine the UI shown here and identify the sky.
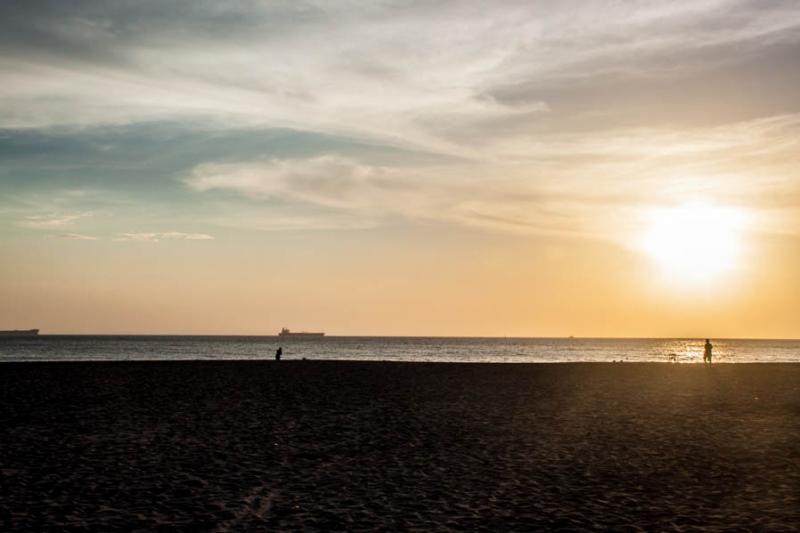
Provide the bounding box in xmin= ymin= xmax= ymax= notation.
xmin=1 ymin=0 xmax=799 ymax=337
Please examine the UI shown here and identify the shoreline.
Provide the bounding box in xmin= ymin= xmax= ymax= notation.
xmin=2 ymin=359 xmax=800 ymax=365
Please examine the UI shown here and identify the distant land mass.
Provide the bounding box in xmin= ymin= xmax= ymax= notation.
xmin=0 ymin=329 xmax=39 ymax=337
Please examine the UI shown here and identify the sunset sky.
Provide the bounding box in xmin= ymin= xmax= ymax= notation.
xmin=1 ymin=1 xmax=799 ymax=337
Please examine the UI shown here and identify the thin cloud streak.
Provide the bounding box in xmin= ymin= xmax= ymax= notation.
xmin=58 ymin=232 xmax=98 ymax=240
xmin=19 ymin=212 xmax=91 ymax=229
xmin=114 ymin=232 xmax=214 ymax=242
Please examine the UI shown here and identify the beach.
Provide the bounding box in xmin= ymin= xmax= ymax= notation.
xmin=1 ymin=361 xmax=799 ymax=531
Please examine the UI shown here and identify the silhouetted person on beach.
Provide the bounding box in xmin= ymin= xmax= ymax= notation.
xmin=275 ymin=346 xmax=282 ymax=361
xmin=704 ymin=339 xmax=713 ymax=363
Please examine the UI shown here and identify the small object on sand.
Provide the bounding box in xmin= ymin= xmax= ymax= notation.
xmin=275 ymin=346 xmax=282 ymax=361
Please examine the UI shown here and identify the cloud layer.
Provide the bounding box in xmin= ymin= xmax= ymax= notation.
xmin=3 ymin=1 xmax=800 ymax=145
xmin=1 ymin=0 xmax=800 ymax=241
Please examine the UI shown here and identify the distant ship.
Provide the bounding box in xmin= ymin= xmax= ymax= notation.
xmin=278 ymin=328 xmax=324 ymax=338
xmin=0 ymin=329 xmax=39 ymax=337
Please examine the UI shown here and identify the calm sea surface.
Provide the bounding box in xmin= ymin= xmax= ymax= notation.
xmin=0 ymin=336 xmax=798 ymax=363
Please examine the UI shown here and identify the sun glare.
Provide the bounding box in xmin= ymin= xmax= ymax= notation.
xmin=641 ymin=202 xmax=747 ymax=281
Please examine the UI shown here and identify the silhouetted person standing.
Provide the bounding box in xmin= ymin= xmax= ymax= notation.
xmin=275 ymin=346 xmax=282 ymax=361
xmin=704 ymin=339 xmax=713 ymax=363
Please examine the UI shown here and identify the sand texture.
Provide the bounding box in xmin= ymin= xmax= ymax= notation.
xmin=1 ymin=361 xmax=799 ymax=531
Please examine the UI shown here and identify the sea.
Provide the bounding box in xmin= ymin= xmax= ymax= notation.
xmin=0 ymin=336 xmax=798 ymax=363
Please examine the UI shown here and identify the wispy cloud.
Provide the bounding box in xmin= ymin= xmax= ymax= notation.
xmin=185 ymin=109 xmax=800 ymax=239
xmin=186 ymin=154 xmax=608 ymax=237
xmin=114 ymin=232 xmax=214 ymax=242
xmin=58 ymin=232 xmax=98 ymax=240
xmin=1 ymin=1 xmax=798 ymax=157
xmin=20 ymin=212 xmax=91 ymax=229
xmin=188 ymin=155 xmax=413 ymax=210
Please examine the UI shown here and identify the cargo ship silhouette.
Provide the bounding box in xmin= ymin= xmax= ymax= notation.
xmin=278 ymin=328 xmax=324 ymax=338
xmin=0 ymin=329 xmax=39 ymax=337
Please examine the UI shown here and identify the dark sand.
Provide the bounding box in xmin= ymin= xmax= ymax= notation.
xmin=1 ymin=361 xmax=799 ymax=531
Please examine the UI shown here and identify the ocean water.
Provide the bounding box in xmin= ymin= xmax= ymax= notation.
xmin=0 ymin=336 xmax=798 ymax=363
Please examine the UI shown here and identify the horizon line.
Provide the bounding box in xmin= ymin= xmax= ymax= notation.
xmin=18 ymin=333 xmax=800 ymax=342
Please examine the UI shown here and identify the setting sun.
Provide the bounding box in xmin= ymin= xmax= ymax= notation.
xmin=641 ymin=203 xmax=747 ymax=281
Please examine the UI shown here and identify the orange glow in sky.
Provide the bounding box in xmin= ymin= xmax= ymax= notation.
xmin=1 ymin=2 xmax=799 ymax=337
